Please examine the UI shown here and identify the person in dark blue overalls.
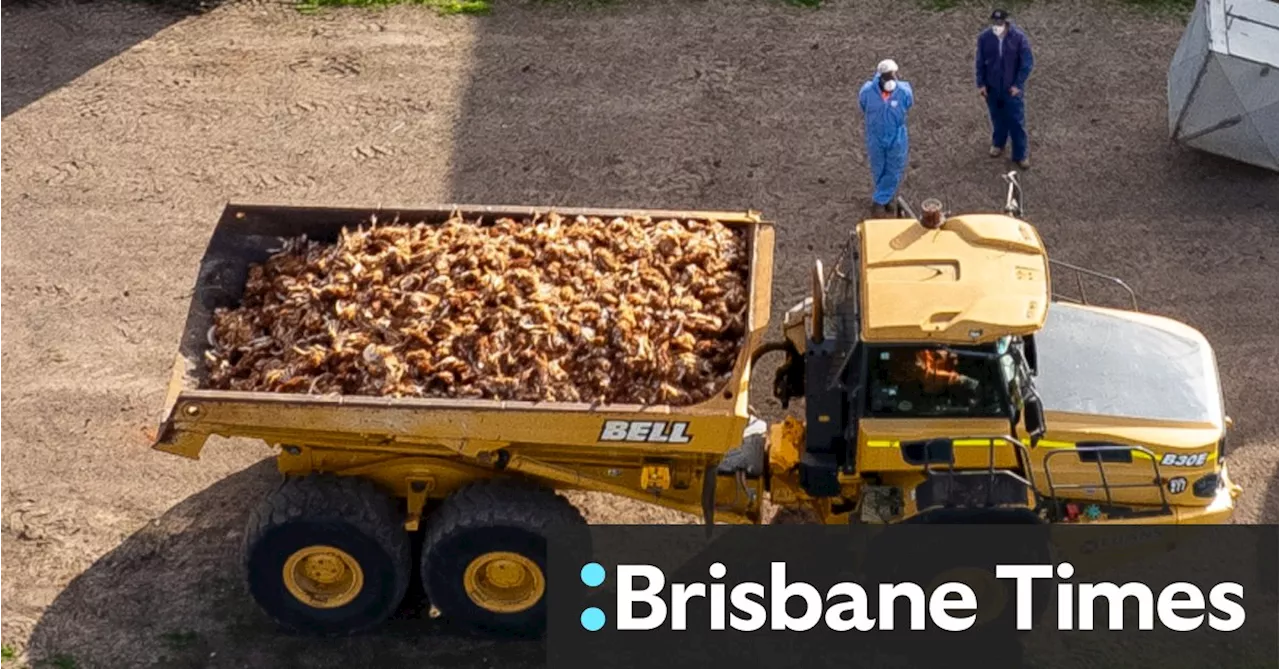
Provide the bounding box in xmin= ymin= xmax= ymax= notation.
xmin=859 ymin=59 xmax=914 ymax=216
xmin=976 ymin=9 xmax=1034 ymax=169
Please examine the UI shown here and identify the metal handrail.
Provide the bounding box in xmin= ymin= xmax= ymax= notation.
xmin=999 ymin=171 xmax=1140 ymax=311
xmin=896 ymin=195 xmax=918 ymax=222
xmin=918 ymin=435 xmax=1037 ymax=509
xmin=1048 ymin=260 xmax=1140 ymax=311
xmin=912 ymin=436 xmax=1174 ymax=520
xmin=1042 ymin=445 xmax=1171 ymax=516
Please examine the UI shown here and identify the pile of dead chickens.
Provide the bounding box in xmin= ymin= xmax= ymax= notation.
xmin=203 ymin=212 xmax=750 ymax=405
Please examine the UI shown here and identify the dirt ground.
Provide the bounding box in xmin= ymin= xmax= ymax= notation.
xmin=1 ymin=0 xmax=1275 ymax=666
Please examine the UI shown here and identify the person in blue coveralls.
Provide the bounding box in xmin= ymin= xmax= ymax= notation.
xmin=976 ymin=8 xmax=1034 ymax=169
xmin=858 ymin=59 xmax=914 ymax=217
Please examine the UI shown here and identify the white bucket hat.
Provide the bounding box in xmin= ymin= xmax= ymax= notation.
xmin=877 ymin=59 xmax=899 ymax=74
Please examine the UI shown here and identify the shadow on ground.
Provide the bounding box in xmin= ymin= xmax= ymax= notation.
xmin=1 ymin=0 xmax=216 ymax=118
xmin=26 ymin=460 xmax=542 ymax=669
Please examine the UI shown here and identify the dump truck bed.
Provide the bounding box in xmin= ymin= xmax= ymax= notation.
xmin=154 ymin=203 xmax=775 ymax=462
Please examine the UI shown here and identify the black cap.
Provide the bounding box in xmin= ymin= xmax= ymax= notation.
xmin=991 ymin=8 xmax=1009 ymax=21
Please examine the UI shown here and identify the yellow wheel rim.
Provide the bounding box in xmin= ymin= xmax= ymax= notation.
xmin=930 ymin=567 xmax=1007 ymax=628
xmin=283 ymin=545 xmax=364 ymax=609
xmin=463 ymin=551 xmax=545 ymax=614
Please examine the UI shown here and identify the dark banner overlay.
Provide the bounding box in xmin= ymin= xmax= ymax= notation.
xmin=548 ymin=525 xmax=1278 ymax=668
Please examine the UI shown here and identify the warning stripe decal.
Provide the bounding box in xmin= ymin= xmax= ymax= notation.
xmin=862 ymin=438 xmax=1155 ymax=460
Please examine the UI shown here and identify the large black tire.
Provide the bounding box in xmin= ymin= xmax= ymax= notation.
xmin=244 ymin=475 xmax=411 ymax=636
xmin=421 ymin=480 xmax=587 ymax=635
xmin=862 ymin=510 xmax=1050 ymax=659
xmin=850 ymin=521 xmax=1043 ymax=667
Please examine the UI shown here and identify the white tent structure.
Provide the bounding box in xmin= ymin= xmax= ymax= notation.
xmin=1167 ymin=0 xmax=1278 ymax=171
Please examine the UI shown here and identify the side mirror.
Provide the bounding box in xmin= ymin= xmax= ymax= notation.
xmin=999 ymin=352 xmax=1019 ymax=424
xmin=1024 ymin=393 xmax=1047 ymax=445
xmin=1023 ymin=335 xmax=1039 ymax=376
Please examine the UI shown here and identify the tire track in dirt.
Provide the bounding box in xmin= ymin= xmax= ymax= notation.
xmin=43 ymin=160 xmax=92 ymax=186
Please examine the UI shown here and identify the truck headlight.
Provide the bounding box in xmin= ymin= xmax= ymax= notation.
xmin=1193 ymin=473 xmax=1221 ymax=498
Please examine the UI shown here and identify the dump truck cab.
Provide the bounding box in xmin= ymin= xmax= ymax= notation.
xmin=769 ymin=201 xmax=1241 ymax=525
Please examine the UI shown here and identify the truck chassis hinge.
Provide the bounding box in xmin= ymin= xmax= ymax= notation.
xmin=404 ymin=478 xmax=434 ymax=531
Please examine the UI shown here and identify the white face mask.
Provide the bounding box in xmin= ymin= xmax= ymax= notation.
xmin=993 ymin=24 xmax=1007 ymax=36
xmin=883 ymin=79 xmax=898 ymax=92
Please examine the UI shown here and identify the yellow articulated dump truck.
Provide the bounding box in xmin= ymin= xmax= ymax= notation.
xmin=153 ymin=177 xmax=1241 ymax=635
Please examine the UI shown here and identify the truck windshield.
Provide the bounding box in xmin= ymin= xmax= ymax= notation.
xmin=865 ymin=345 xmax=1010 ymax=418
xmin=863 ymin=336 xmax=1038 ymax=421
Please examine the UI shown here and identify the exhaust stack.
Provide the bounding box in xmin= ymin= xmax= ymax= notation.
xmin=920 ymin=198 xmax=944 ymax=229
